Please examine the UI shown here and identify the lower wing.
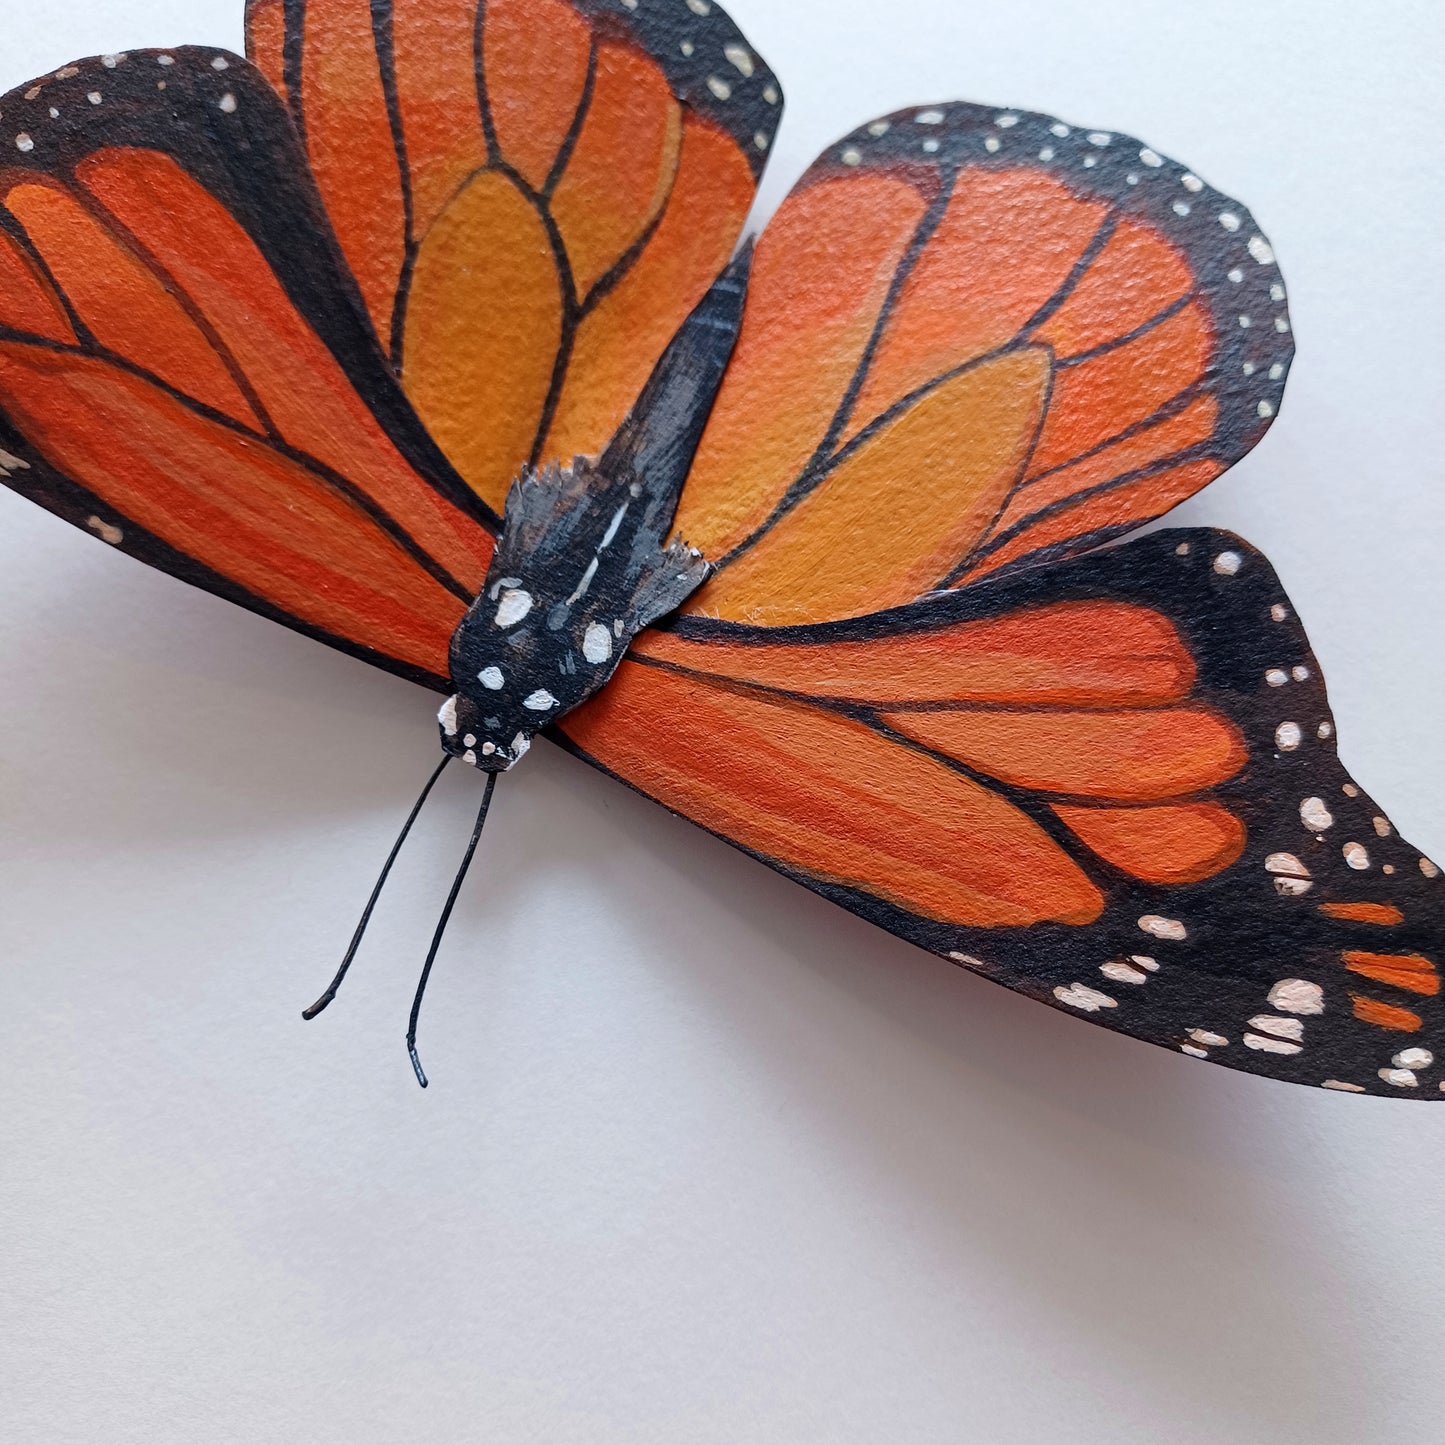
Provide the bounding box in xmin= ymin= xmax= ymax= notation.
xmin=557 ymin=527 xmax=1445 ymax=1098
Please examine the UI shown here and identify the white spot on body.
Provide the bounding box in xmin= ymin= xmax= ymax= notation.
xmin=463 ymin=733 xmax=476 ymax=748
xmin=218 ymin=92 xmax=237 ymax=114
xmin=1054 ymin=983 xmax=1117 ymax=1012
xmin=582 ymin=622 xmax=613 ymax=665
xmin=523 ymin=689 xmax=557 ymax=712
xmin=438 ymin=696 xmax=459 ymax=737
xmin=478 ymin=666 xmax=504 ymax=690
xmin=495 ymin=588 xmax=534 ymax=627
xmin=1269 ymin=979 xmax=1324 ymax=1015
xmin=1139 ymin=915 xmax=1186 ymax=941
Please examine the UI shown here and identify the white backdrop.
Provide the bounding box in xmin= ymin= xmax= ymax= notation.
xmin=2 ymin=1 xmax=1443 ymax=1441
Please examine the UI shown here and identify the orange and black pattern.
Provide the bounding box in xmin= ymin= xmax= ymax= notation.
xmin=245 ymin=0 xmax=781 ymax=514
xmin=561 ymin=528 xmax=1445 ymax=1097
xmin=0 ymin=49 xmax=490 ymax=687
xmin=674 ymin=103 xmax=1292 ymax=626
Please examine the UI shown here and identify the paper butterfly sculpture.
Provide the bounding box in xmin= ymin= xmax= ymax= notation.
xmin=1 ymin=0 xmax=1440 ymax=1096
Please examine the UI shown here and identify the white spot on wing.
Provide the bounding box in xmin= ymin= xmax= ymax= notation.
xmin=1244 ymin=1033 xmax=1302 ymax=1055
xmin=1276 ymin=721 xmax=1302 ymax=751
xmin=1248 ymin=1014 xmax=1305 ymax=1042
xmin=1300 ymin=797 xmax=1334 ymax=831
xmin=523 ymin=689 xmax=557 ymax=711
xmin=1343 ymin=841 xmax=1370 ymax=870
xmin=478 ymin=666 xmax=504 ymax=690
xmin=437 ymin=696 xmax=459 ymax=737
xmin=1269 ymin=979 xmax=1324 ymax=1015
xmin=1394 ymin=1048 xmax=1433 ymax=1069
xmin=1054 ymin=983 xmax=1117 ymax=1012
xmin=1213 ymin=551 xmax=1242 ymax=575
xmin=724 ymin=44 xmax=755 ymax=77
xmin=1139 ymin=915 xmax=1186 ymax=940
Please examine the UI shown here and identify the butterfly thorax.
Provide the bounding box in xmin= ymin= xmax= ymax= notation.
xmin=438 ymin=456 xmax=711 ymax=769
xmin=435 ymin=248 xmax=751 ymax=771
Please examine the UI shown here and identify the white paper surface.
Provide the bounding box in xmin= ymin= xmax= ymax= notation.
xmin=1 ymin=1 xmax=1443 ymax=1440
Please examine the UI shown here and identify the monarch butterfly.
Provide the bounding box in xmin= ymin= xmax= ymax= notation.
xmin=0 ymin=0 xmax=1439 ymax=1096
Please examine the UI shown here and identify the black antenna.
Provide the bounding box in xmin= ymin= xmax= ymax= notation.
xmin=303 ymin=754 xmax=452 ymax=1021
xmin=406 ymin=770 xmax=498 ymax=1088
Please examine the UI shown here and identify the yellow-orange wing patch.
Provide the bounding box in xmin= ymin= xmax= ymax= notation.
xmin=246 ymin=0 xmax=783 ymax=515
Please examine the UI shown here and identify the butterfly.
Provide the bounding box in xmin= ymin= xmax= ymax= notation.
xmin=0 ymin=0 xmax=1440 ymax=1097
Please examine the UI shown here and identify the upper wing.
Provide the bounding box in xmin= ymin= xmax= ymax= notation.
xmin=558 ymin=528 xmax=1445 ymax=1098
xmin=0 ymin=49 xmax=494 ymax=689
xmin=245 ymin=0 xmax=783 ymax=514
xmin=672 ymin=102 xmax=1293 ymax=626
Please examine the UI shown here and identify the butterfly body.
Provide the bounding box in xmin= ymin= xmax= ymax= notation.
xmin=439 ymin=248 xmax=749 ymax=770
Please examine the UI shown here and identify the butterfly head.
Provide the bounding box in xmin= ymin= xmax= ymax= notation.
xmin=436 ymin=692 xmax=533 ymax=772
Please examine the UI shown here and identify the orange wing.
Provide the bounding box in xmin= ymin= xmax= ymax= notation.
xmin=559 ymin=529 xmax=1445 ymax=1097
xmin=0 ymin=49 xmax=492 ymax=688
xmin=560 ymin=108 xmax=1445 ymax=1096
xmin=671 ymin=103 xmax=1292 ymax=626
xmin=245 ymin=0 xmax=783 ymax=514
